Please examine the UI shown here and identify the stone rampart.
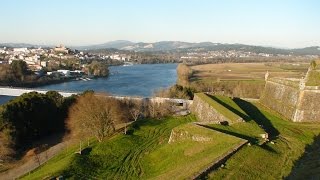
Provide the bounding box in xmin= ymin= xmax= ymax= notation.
xmin=260 ymin=78 xmax=320 ymax=122
xmin=293 ymin=90 xmax=320 ymax=122
xmin=260 ymin=80 xmax=300 ymax=120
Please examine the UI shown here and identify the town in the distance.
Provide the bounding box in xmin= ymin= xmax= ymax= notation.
xmin=0 ymin=41 xmax=319 ymax=87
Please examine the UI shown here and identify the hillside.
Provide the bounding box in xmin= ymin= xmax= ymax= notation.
xmin=2 ymin=41 xmax=320 ymax=55
xmin=75 ymin=41 xmax=320 ymax=55
xmin=206 ymin=100 xmax=320 ymax=179
xmin=19 ymin=98 xmax=320 ymax=179
xmin=21 ymin=116 xmax=245 ymax=179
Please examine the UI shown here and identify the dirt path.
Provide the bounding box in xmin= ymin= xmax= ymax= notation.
xmin=0 ymin=141 xmax=68 ymax=180
xmin=0 ymin=123 xmax=130 ymax=180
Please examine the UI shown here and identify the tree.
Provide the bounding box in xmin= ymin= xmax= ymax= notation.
xmin=145 ymin=100 xmax=172 ymax=118
xmin=176 ymin=63 xmax=192 ymax=86
xmin=67 ymin=93 xmax=126 ymax=142
xmin=129 ymin=100 xmax=142 ymax=121
xmin=11 ymin=60 xmax=29 ymax=81
xmin=46 ymin=91 xmax=64 ymax=107
xmin=86 ymin=61 xmax=109 ymax=77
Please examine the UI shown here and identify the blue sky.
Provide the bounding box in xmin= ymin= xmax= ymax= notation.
xmin=1 ymin=0 xmax=319 ymax=48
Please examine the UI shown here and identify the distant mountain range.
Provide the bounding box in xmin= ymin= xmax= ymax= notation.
xmin=1 ymin=40 xmax=320 ymax=55
xmin=74 ymin=40 xmax=320 ymax=55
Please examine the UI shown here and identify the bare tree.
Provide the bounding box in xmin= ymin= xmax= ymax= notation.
xmin=66 ymin=93 xmax=126 ymax=142
xmin=129 ymin=100 xmax=142 ymax=121
xmin=145 ymin=100 xmax=173 ymax=119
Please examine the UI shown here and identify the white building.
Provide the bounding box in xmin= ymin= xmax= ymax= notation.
xmin=13 ymin=48 xmax=28 ymax=53
xmin=57 ymin=70 xmax=71 ymax=77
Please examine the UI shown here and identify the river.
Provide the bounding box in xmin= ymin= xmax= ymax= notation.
xmin=0 ymin=63 xmax=178 ymax=104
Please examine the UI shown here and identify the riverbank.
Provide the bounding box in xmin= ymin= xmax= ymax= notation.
xmin=0 ymin=64 xmax=178 ymax=100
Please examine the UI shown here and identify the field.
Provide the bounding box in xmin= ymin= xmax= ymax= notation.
xmin=188 ymin=63 xmax=309 ymax=98
xmin=190 ymin=63 xmax=308 ymax=82
xmin=201 ymin=95 xmax=320 ymax=179
xmin=21 ymin=116 xmax=244 ymax=179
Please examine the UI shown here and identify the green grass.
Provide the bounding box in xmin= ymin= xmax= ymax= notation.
xmin=195 ymin=93 xmax=242 ymax=123
xmin=208 ymin=102 xmax=320 ymax=179
xmin=288 ymin=135 xmax=320 ymax=178
xmin=200 ymin=95 xmax=265 ymax=144
xmin=208 ymin=121 xmax=265 ymax=144
xmin=142 ymin=123 xmax=245 ymax=179
xmin=21 ymin=115 xmax=244 ymax=179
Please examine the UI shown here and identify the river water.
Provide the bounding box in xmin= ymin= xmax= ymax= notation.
xmin=0 ymin=63 xmax=178 ymax=104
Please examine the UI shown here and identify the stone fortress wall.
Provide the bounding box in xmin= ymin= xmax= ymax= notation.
xmin=260 ymin=64 xmax=320 ymax=122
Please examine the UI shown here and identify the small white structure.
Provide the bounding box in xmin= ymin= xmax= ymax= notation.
xmin=57 ymin=70 xmax=71 ymax=77
xmin=13 ymin=48 xmax=28 ymax=53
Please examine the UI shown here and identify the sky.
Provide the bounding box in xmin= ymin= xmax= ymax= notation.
xmin=1 ymin=0 xmax=319 ymax=48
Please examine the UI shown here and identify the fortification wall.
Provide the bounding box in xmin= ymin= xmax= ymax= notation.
xmin=261 ymin=79 xmax=320 ymax=122
xmin=191 ymin=94 xmax=229 ymax=124
xmin=260 ymin=80 xmax=300 ymax=120
xmin=294 ymin=90 xmax=320 ymax=122
xmin=261 ymin=63 xmax=320 ymax=122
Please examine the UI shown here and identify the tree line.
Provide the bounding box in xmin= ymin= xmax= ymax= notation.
xmin=0 ymin=91 xmax=173 ymax=162
xmin=0 ymin=91 xmax=76 ymax=161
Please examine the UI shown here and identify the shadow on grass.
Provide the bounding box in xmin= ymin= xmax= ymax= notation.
xmin=260 ymin=143 xmax=278 ymax=153
xmin=207 ymin=94 xmax=252 ymax=122
xmin=81 ymin=147 xmax=92 ymax=155
xmin=233 ymin=98 xmax=280 ymax=140
xmin=286 ymin=135 xmax=320 ymax=179
xmin=197 ymin=124 xmax=259 ymax=144
xmin=198 ymin=124 xmax=277 ymax=154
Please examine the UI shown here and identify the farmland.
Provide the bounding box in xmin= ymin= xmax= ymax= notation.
xmin=187 ymin=63 xmax=309 ymax=98
xmin=190 ymin=63 xmax=309 ymax=82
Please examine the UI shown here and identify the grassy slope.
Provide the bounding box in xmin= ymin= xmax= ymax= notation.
xmin=208 ymin=102 xmax=320 ymax=179
xmin=21 ymin=115 xmax=244 ymax=179
xmin=21 ymin=95 xmax=320 ymax=179
xmin=142 ymin=123 xmax=244 ymax=179
xmin=196 ymin=93 xmax=242 ymax=123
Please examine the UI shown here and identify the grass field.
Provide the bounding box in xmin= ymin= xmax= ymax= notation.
xmin=191 ymin=94 xmax=320 ymax=179
xmin=21 ymin=115 xmax=244 ymax=179
xmin=207 ymin=101 xmax=320 ymax=179
xmin=190 ymin=63 xmax=308 ymax=82
xmin=188 ymin=63 xmax=309 ymax=98
xmin=142 ymin=123 xmax=244 ymax=179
